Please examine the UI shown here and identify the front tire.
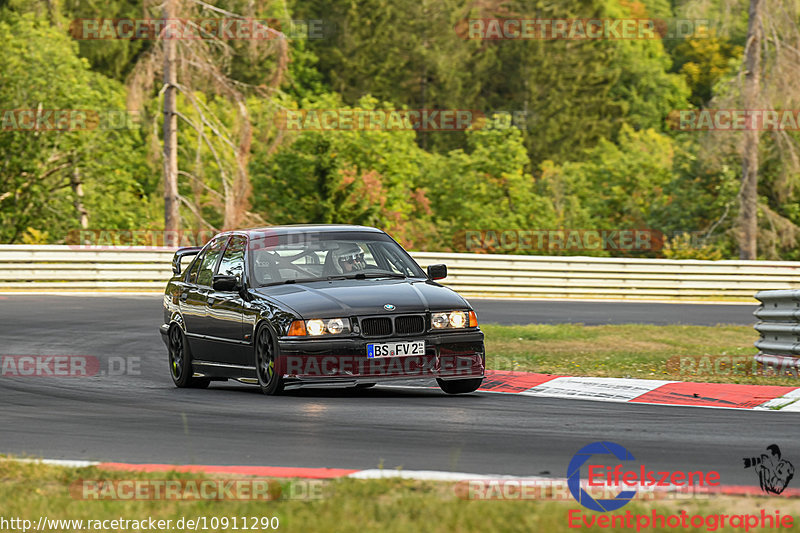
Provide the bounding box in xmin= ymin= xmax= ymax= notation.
xmin=437 ymin=377 xmax=483 ymax=394
xmin=168 ymin=325 xmax=210 ymax=389
xmin=255 ymin=325 xmax=284 ymax=395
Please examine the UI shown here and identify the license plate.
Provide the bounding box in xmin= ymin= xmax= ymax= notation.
xmin=367 ymin=340 xmax=425 ymax=358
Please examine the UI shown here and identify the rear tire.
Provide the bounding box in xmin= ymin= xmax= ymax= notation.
xmin=168 ymin=325 xmax=210 ymax=389
xmin=437 ymin=377 xmax=483 ymax=394
xmin=255 ymin=325 xmax=284 ymax=395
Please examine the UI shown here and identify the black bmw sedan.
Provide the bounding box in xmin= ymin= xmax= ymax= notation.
xmin=160 ymin=225 xmax=485 ymax=395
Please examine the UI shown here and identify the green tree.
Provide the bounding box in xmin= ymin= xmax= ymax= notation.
xmin=670 ymin=34 xmax=742 ymax=107
xmin=538 ymin=125 xmax=705 ymax=256
xmin=249 ymin=95 xmax=439 ymax=249
xmin=0 ymin=13 xmax=151 ymax=243
xmin=424 ymin=115 xmax=556 ymax=252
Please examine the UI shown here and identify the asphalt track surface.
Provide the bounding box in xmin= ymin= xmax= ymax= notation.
xmin=0 ymin=295 xmax=790 ymax=489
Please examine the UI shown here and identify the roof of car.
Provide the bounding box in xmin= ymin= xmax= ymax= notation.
xmin=225 ymin=224 xmax=385 ymax=236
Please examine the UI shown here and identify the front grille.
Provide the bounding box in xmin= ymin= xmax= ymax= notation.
xmin=394 ymin=315 xmax=424 ymax=335
xmin=361 ymin=317 xmax=392 ymax=337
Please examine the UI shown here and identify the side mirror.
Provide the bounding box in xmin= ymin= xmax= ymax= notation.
xmin=427 ymin=264 xmax=447 ymax=280
xmin=213 ymin=275 xmax=239 ymax=292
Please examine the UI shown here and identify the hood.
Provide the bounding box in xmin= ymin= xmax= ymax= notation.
xmin=252 ymin=278 xmax=469 ymax=317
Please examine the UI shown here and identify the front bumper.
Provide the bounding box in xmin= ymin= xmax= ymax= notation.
xmin=276 ymin=330 xmax=485 ymax=385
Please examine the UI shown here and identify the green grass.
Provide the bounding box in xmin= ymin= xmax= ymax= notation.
xmin=2 ymin=459 xmax=799 ymax=533
xmin=481 ymin=323 xmax=800 ymax=386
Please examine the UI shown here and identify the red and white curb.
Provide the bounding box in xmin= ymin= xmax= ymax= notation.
xmin=14 ymin=459 xmax=800 ymax=498
xmin=478 ymin=370 xmax=800 ymax=411
xmin=18 ymin=459 xmax=510 ymax=481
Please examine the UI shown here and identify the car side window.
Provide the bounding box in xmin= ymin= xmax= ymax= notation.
xmin=186 ymin=252 xmax=204 ymax=284
xmin=196 ymin=237 xmax=227 ymax=287
xmin=218 ymin=236 xmax=246 ymax=280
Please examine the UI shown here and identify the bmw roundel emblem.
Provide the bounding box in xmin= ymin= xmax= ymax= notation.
xmin=384 ymin=304 xmax=396 ymax=311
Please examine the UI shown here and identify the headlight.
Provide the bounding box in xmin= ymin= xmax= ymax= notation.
xmin=432 ymin=312 xmax=449 ymax=329
xmin=449 ymin=311 xmax=467 ymax=328
xmin=431 ymin=310 xmax=478 ymax=329
xmin=327 ymin=318 xmax=345 ymax=334
xmin=287 ymin=318 xmax=351 ymax=336
xmin=306 ymin=319 xmax=325 ymax=336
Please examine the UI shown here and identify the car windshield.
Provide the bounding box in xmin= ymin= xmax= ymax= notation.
xmin=247 ymin=230 xmax=426 ymax=287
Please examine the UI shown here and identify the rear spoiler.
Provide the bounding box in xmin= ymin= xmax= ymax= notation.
xmin=171 ymin=246 xmax=202 ymax=275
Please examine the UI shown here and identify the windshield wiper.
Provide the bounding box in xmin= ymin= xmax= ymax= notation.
xmin=347 ymin=272 xmax=407 ymax=280
xmin=259 ymin=273 xmax=412 ymax=286
xmin=259 ymin=278 xmax=324 ymax=287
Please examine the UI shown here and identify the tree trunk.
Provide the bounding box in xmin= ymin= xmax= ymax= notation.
xmin=163 ymin=0 xmax=180 ymax=246
xmin=739 ymin=0 xmax=762 ymax=259
xmin=69 ymin=166 xmax=89 ymax=229
xmin=228 ymin=98 xmax=252 ymax=230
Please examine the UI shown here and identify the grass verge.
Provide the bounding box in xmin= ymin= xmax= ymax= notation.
xmin=1 ymin=459 xmax=798 ymax=533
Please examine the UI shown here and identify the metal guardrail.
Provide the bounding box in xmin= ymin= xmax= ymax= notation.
xmin=1 ymin=245 xmax=800 ymax=300
xmin=754 ymin=290 xmax=800 ymax=368
xmin=413 ymin=252 xmax=800 ymax=300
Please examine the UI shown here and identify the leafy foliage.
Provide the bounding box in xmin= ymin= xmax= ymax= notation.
xmin=0 ymin=13 xmax=151 ymax=243
xmin=0 ymin=0 xmax=797 ymax=258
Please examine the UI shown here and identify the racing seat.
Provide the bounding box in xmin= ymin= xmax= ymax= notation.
xmin=253 ymin=251 xmax=280 ymax=284
xmin=322 ymin=250 xmax=341 ymax=276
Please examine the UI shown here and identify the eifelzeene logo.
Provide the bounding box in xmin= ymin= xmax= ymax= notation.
xmin=568 ymin=441 xmax=720 ymax=512
xmin=743 ymin=444 xmax=795 ymax=495
xmin=568 ymin=442 xmax=637 ymax=512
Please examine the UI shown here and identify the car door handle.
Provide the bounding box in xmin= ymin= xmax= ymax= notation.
xmin=207 ymin=296 xmax=215 ymax=305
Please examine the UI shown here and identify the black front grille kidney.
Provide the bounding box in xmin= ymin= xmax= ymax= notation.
xmin=361 ymin=317 xmax=392 ymax=337
xmin=394 ymin=315 xmax=425 ymax=335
